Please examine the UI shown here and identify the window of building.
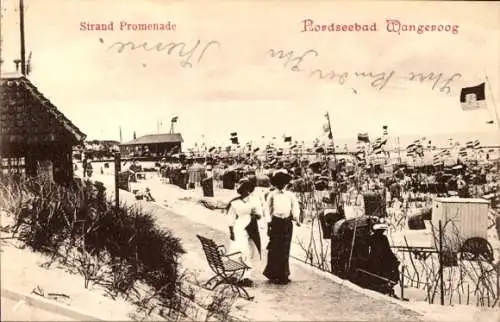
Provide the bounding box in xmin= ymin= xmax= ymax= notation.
xmin=1 ymin=157 xmax=26 ymax=176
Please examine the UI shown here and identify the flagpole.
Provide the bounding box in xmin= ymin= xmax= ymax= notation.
xmin=19 ymin=0 xmax=26 ymax=75
xmin=397 ymin=136 xmax=401 ymax=164
xmin=325 ymin=112 xmax=337 ymax=166
xmin=485 ymin=76 xmax=500 ymax=130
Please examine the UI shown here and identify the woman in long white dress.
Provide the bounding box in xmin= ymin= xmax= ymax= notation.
xmin=227 ymin=178 xmax=263 ymax=287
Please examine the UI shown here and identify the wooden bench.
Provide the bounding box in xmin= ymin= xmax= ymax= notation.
xmin=196 ymin=235 xmax=254 ymax=300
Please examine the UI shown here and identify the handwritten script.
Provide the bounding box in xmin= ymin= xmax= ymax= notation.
xmin=267 ymin=48 xmax=462 ymax=94
xmin=100 ymin=39 xmax=463 ymax=95
xmin=100 ymin=38 xmax=220 ymax=68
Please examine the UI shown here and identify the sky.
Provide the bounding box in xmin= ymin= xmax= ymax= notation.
xmin=1 ymin=0 xmax=500 ymax=149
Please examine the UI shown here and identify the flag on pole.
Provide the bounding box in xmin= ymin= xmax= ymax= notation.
xmin=382 ymin=125 xmax=388 ymax=136
xmin=433 ymin=154 xmax=443 ymax=167
xmin=171 ymin=116 xmax=179 ymax=122
xmin=460 ymin=83 xmax=486 ymax=110
xmin=357 ymin=133 xmax=370 ymax=143
xmin=284 ymin=136 xmax=292 ymax=142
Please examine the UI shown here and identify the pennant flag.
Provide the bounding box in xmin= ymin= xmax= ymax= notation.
xmin=171 ymin=116 xmax=179 ymax=123
xmin=460 ymin=83 xmax=486 ymax=110
xmin=284 ymin=136 xmax=292 ymax=142
xmin=487 ymin=120 xmax=494 ymax=124
xmin=407 ymin=143 xmax=416 ymax=151
xmin=357 ymin=133 xmax=370 ymax=143
xmin=355 ymin=150 xmax=365 ymax=161
xmin=433 ymin=154 xmax=443 ymax=166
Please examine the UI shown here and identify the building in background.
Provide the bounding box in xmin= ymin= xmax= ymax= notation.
xmin=119 ymin=133 xmax=183 ymax=158
xmin=0 ymin=74 xmax=86 ymax=183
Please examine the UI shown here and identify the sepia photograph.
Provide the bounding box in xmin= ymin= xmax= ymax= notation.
xmin=1 ymin=0 xmax=500 ymax=321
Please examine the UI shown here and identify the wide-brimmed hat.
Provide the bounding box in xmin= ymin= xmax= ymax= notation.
xmin=236 ymin=178 xmax=253 ymax=195
xmin=271 ymin=169 xmax=292 ymax=187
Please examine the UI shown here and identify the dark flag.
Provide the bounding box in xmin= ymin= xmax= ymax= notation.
xmin=284 ymin=136 xmax=292 ymax=142
xmin=230 ymin=132 xmax=239 ymax=145
xmin=171 ymin=116 xmax=179 ymax=123
xmin=487 ymin=120 xmax=494 ymax=124
xmin=460 ymin=83 xmax=486 ymax=110
xmin=382 ymin=125 xmax=388 ymax=136
xmin=357 ymin=133 xmax=370 ymax=143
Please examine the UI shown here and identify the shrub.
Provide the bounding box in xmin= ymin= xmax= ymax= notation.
xmin=0 ymin=175 xmax=184 ymax=308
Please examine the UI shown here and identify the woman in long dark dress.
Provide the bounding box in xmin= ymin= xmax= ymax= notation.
xmin=263 ymin=170 xmax=301 ymax=284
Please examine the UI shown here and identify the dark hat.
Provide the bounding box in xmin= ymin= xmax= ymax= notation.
xmin=271 ymin=170 xmax=292 ymax=187
xmin=236 ymin=178 xmax=253 ymax=196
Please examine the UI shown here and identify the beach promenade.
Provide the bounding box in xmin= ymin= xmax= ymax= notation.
xmin=94 ymin=173 xmax=425 ymax=321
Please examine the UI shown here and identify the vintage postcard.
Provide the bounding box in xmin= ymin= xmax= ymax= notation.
xmin=1 ymin=0 xmax=500 ymax=321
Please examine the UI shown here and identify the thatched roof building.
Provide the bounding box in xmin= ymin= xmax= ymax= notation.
xmin=1 ymin=74 xmax=86 ymax=183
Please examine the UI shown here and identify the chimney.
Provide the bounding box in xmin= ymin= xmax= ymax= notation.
xmin=14 ymin=59 xmax=21 ymax=72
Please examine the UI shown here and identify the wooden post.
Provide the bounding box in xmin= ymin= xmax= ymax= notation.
xmin=400 ymin=265 xmax=405 ymax=300
xmin=114 ymin=152 xmax=121 ymax=209
xmin=439 ymin=220 xmax=445 ymax=306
